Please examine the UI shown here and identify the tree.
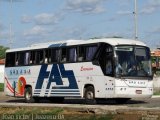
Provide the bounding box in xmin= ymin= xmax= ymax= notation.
xmin=0 ymin=46 xmax=9 ymax=59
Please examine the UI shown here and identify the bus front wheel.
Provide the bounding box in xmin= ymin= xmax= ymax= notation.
xmin=84 ymin=86 xmax=96 ymax=104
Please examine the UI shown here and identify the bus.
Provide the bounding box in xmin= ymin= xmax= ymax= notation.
xmin=4 ymin=38 xmax=153 ymax=104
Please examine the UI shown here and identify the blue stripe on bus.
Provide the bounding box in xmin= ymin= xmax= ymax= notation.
xmin=50 ymin=94 xmax=81 ymax=97
xmin=45 ymin=92 xmax=80 ymax=94
xmin=34 ymin=90 xmax=41 ymax=92
xmin=51 ymin=90 xmax=79 ymax=92
xmin=50 ymin=93 xmax=80 ymax=95
xmin=34 ymin=89 xmax=80 ymax=92
xmin=33 ymin=93 xmax=40 ymax=94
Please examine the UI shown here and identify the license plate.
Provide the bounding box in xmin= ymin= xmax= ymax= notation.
xmin=136 ymin=90 xmax=142 ymax=94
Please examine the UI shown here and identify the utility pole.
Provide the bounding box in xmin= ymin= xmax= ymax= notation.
xmin=133 ymin=0 xmax=138 ymax=40
xmin=9 ymin=0 xmax=13 ymax=48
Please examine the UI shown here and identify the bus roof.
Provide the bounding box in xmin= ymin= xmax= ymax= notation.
xmin=7 ymin=38 xmax=147 ymax=52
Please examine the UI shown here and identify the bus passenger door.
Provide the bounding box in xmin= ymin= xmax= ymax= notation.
xmin=99 ymin=45 xmax=115 ymax=97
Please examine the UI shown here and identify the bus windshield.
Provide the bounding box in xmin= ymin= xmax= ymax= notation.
xmin=115 ymin=46 xmax=152 ymax=78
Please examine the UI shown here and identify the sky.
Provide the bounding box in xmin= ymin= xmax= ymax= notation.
xmin=0 ymin=0 xmax=160 ymax=49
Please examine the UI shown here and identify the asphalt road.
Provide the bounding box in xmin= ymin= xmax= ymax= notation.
xmin=0 ymin=92 xmax=160 ymax=109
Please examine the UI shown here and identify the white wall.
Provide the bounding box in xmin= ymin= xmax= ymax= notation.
xmin=153 ymin=76 xmax=160 ymax=93
xmin=0 ymin=65 xmax=4 ymax=83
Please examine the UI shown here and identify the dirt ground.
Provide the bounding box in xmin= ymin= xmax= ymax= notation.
xmin=1 ymin=92 xmax=160 ymax=120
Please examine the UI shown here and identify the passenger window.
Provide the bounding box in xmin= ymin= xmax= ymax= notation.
xmin=51 ymin=49 xmax=59 ymax=63
xmin=6 ymin=52 xmax=16 ymax=67
xmin=24 ymin=52 xmax=30 ymax=65
xmin=30 ymin=51 xmax=36 ymax=65
xmin=78 ymin=46 xmax=86 ymax=61
xmin=61 ymin=48 xmax=67 ymax=62
xmin=36 ymin=50 xmax=44 ymax=64
xmin=44 ymin=49 xmax=51 ymax=64
xmin=86 ymin=46 xmax=98 ymax=61
xmin=16 ymin=52 xmax=25 ymax=66
xmin=69 ymin=48 xmax=77 ymax=62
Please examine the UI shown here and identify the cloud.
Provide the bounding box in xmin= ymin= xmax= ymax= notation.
xmin=34 ymin=13 xmax=63 ymax=25
xmin=65 ymin=0 xmax=106 ymax=14
xmin=1 ymin=0 xmax=25 ymax=2
xmin=0 ymin=22 xmax=4 ymax=31
xmin=114 ymin=0 xmax=130 ymax=7
xmin=0 ymin=29 xmax=10 ymax=44
xmin=149 ymin=27 xmax=160 ymax=34
xmin=21 ymin=15 xmax=32 ymax=23
xmin=21 ymin=12 xmax=64 ymax=25
xmin=140 ymin=0 xmax=160 ymax=14
xmin=117 ymin=10 xmax=132 ymax=16
xmin=65 ymin=27 xmax=87 ymax=38
xmin=23 ymin=26 xmax=50 ymax=37
xmin=107 ymin=10 xmax=132 ymax=22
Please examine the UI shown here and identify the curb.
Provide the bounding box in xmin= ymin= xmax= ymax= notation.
xmin=152 ymin=95 xmax=160 ymax=98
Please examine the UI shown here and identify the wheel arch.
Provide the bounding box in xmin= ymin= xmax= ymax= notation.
xmin=83 ymin=84 xmax=95 ymax=98
xmin=25 ymin=84 xmax=32 ymax=93
xmin=25 ymin=84 xmax=32 ymax=89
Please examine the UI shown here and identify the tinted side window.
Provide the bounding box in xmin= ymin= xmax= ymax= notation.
xmin=30 ymin=51 xmax=36 ymax=65
xmin=24 ymin=52 xmax=30 ymax=65
xmin=86 ymin=46 xmax=98 ymax=61
xmin=78 ymin=46 xmax=86 ymax=61
xmin=36 ymin=50 xmax=44 ymax=64
xmin=16 ymin=52 xmax=26 ymax=66
xmin=61 ymin=48 xmax=67 ymax=62
xmin=78 ymin=45 xmax=98 ymax=62
xmin=6 ymin=52 xmax=15 ymax=67
xmin=51 ymin=49 xmax=59 ymax=63
xmin=69 ymin=47 xmax=77 ymax=62
xmin=44 ymin=49 xmax=51 ymax=64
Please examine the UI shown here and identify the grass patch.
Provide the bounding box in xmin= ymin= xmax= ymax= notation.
xmin=0 ymin=107 xmax=114 ymax=120
xmin=0 ymin=106 xmax=159 ymax=120
xmin=0 ymin=83 xmax=4 ymax=92
xmin=153 ymin=92 xmax=160 ymax=95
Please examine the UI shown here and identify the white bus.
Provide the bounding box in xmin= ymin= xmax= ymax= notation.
xmin=4 ymin=38 xmax=153 ymax=104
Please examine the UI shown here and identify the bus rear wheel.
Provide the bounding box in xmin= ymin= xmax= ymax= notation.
xmin=24 ymin=87 xmax=38 ymax=103
xmin=84 ymin=86 xmax=96 ymax=104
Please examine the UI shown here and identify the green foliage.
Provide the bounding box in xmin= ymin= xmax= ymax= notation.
xmin=153 ymin=92 xmax=160 ymax=95
xmin=0 ymin=45 xmax=9 ymax=59
xmin=0 ymin=83 xmax=4 ymax=91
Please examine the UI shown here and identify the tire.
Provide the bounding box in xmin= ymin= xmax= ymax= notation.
xmin=24 ymin=87 xmax=36 ymax=103
xmin=84 ymin=86 xmax=96 ymax=104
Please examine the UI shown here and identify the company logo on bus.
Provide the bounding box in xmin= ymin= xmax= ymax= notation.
xmin=35 ymin=64 xmax=79 ymax=90
xmin=80 ymin=66 xmax=93 ymax=71
xmin=17 ymin=76 xmax=26 ymax=95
